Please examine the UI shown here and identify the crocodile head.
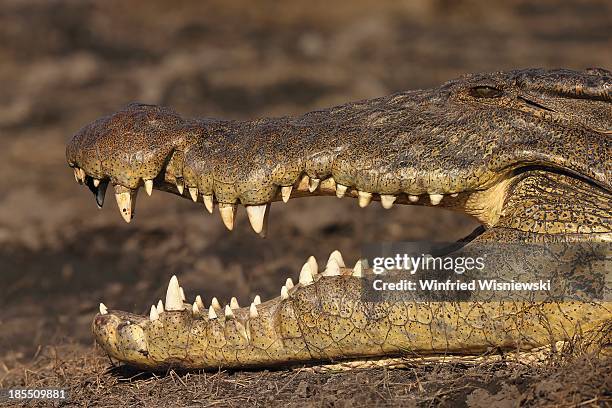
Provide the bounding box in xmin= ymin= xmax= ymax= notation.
xmin=66 ymin=68 xmax=611 ymax=369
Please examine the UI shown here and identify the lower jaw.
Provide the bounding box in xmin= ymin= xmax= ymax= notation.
xmin=93 ymin=259 xmax=612 ymax=370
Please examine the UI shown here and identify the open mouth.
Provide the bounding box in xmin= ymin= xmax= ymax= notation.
xmin=66 ymin=68 xmax=611 ymax=370
xmin=69 ymin=136 xmax=520 ymax=370
xmin=69 ymin=136 xmax=609 ymax=370
xmin=74 ymin=156 xmax=498 ymax=367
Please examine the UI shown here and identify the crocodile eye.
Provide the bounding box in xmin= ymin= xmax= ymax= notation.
xmin=469 ymin=86 xmax=503 ymax=98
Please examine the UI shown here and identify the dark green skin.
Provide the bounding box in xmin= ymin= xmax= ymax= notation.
xmin=66 ymin=68 xmax=611 ymax=370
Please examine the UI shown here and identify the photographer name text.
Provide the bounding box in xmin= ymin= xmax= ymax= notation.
xmin=372 ymin=279 xmax=552 ymax=292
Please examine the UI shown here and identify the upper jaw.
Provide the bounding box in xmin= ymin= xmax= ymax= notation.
xmin=65 ymin=99 xmax=518 ymax=227
xmin=66 ymin=69 xmax=610 ymax=229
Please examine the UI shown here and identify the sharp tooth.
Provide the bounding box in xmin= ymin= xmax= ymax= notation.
xmin=150 ymin=305 xmax=159 ymax=321
xmin=336 ymin=184 xmax=348 ymax=198
xmin=308 ymin=177 xmax=320 ymax=192
xmin=179 ymin=287 xmax=186 ymax=302
xmin=230 ymin=297 xmax=240 ymax=309
xmin=73 ymin=168 xmax=82 ymax=183
xmin=258 ymin=204 xmax=270 ymax=238
xmin=249 ymin=303 xmax=258 ymax=318
xmin=285 ymin=278 xmax=294 ymax=290
xmin=246 ymin=204 xmax=267 ymax=234
xmin=195 ymin=295 xmax=204 ymax=310
xmin=219 ymin=203 xmax=237 ymax=230
xmin=380 ymin=194 xmax=396 ymax=209
xmin=99 ymin=303 xmax=108 ymax=315
xmin=408 ymin=195 xmax=419 ymax=203
xmin=192 ymin=302 xmax=199 ymax=314
xmin=307 ymin=256 xmax=318 ymax=275
xmin=95 ymin=180 xmax=109 ymax=208
xmin=281 ymin=186 xmax=292 ymax=203
xmin=358 ymin=191 xmax=372 ymax=207
xmin=224 ymin=305 xmax=234 ymax=318
xmin=115 ymin=191 xmax=134 ymax=223
xmin=327 ymin=250 xmax=345 ymax=268
xmin=144 ymin=179 xmax=153 ymax=196
xmin=189 ymin=187 xmax=198 ymax=202
xmin=323 ymin=258 xmax=341 ymax=276
xmin=203 ymin=194 xmax=214 ymax=213
xmin=280 ymin=285 xmax=289 ymax=299
xmin=176 ymin=178 xmax=184 ymax=195
xmin=114 ymin=186 xmax=138 ymax=223
xmin=208 ymin=305 xmax=218 ymax=319
xmin=451 ymin=193 xmax=458 ymax=198
xmin=429 ymin=194 xmax=444 ymax=205
xmin=157 ymin=300 xmax=164 ymax=313
xmin=211 ymin=297 xmax=221 ymax=310
xmin=75 ymin=168 xmax=86 ymax=183
xmin=165 ymin=275 xmax=184 ymax=311
xmin=299 ymin=262 xmax=314 ymax=285
xmin=352 ymin=260 xmax=363 ymax=278
xmin=93 ymin=178 xmax=101 ymax=188
xmin=253 ymin=295 xmax=261 ymax=305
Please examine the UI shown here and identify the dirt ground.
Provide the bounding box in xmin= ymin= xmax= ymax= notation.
xmin=0 ymin=0 xmax=611 ymax=406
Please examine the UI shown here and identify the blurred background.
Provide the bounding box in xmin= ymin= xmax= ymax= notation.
xmin=1 ymin=0 xmax=611 ymax=374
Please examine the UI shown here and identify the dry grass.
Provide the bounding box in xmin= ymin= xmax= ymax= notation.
xmin=2 ymin=338 xmax=610 ymax=407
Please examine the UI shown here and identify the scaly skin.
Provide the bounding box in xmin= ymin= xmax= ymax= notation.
xmin=67 ymin=68 xmax=611 ymax=370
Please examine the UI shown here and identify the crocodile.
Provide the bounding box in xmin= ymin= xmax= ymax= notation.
xmin=65 ymin=68 xmax=611 ymax=370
